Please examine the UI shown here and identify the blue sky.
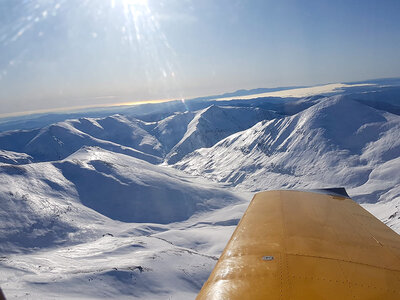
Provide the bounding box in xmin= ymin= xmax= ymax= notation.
xmin=0 ymin=0 xmax=400 ymax=116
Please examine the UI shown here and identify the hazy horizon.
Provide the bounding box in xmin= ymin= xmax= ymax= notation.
xmin=1 ymin=77 xmax=397 ymax=119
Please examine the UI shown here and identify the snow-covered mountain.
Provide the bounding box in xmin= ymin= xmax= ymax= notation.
xmin=0 ymin=81 xmax=399 ymax=299
xmin=0 ymin=106 xmax=277 ymax=165
xmin=175 ymin=95 xmax=400 ymax=201
xmin=166 ymin=105 xmax=277 ymax=163
xmin=0 ymin=117 xmax=161 ymax=164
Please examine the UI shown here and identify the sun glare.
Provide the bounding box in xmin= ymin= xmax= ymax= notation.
xmin=0 ymin=0 xmax=184 ymax=115
xmin=120 ymin=0 xmax=148 ymax=6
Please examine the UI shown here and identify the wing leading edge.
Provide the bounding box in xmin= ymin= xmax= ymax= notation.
xmin=196 ymin=190 xmax=400 ymax=299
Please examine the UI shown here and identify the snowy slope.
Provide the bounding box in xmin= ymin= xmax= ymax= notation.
xmin=166 ymin=105 xmax=277 ymax=163
xmin=0 ymin=159 xmax=100 ymax=254
xmin=68 ymin=115 xmax=163 ymax=157
xmin=152 ymin=111 xmax=196 ymax=154
xmin=0 ymin=146 xmax=242 ymax=252
xmin=0 ymin=200 xmax=251 ymax=300
xmin=57 ymin=147 xmax=240 ymax=223
xmin=0 ymin=235 xmax=217 ymax=300
xmin=0 ymin=146 xmax=248 ymax=299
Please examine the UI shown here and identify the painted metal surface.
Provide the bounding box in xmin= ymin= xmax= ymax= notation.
xmin=196 ymin=190 xmax=400 ymax=299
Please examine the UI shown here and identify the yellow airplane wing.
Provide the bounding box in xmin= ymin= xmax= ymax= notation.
xmin=197 ymin=189 xmax=400 ymax=299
